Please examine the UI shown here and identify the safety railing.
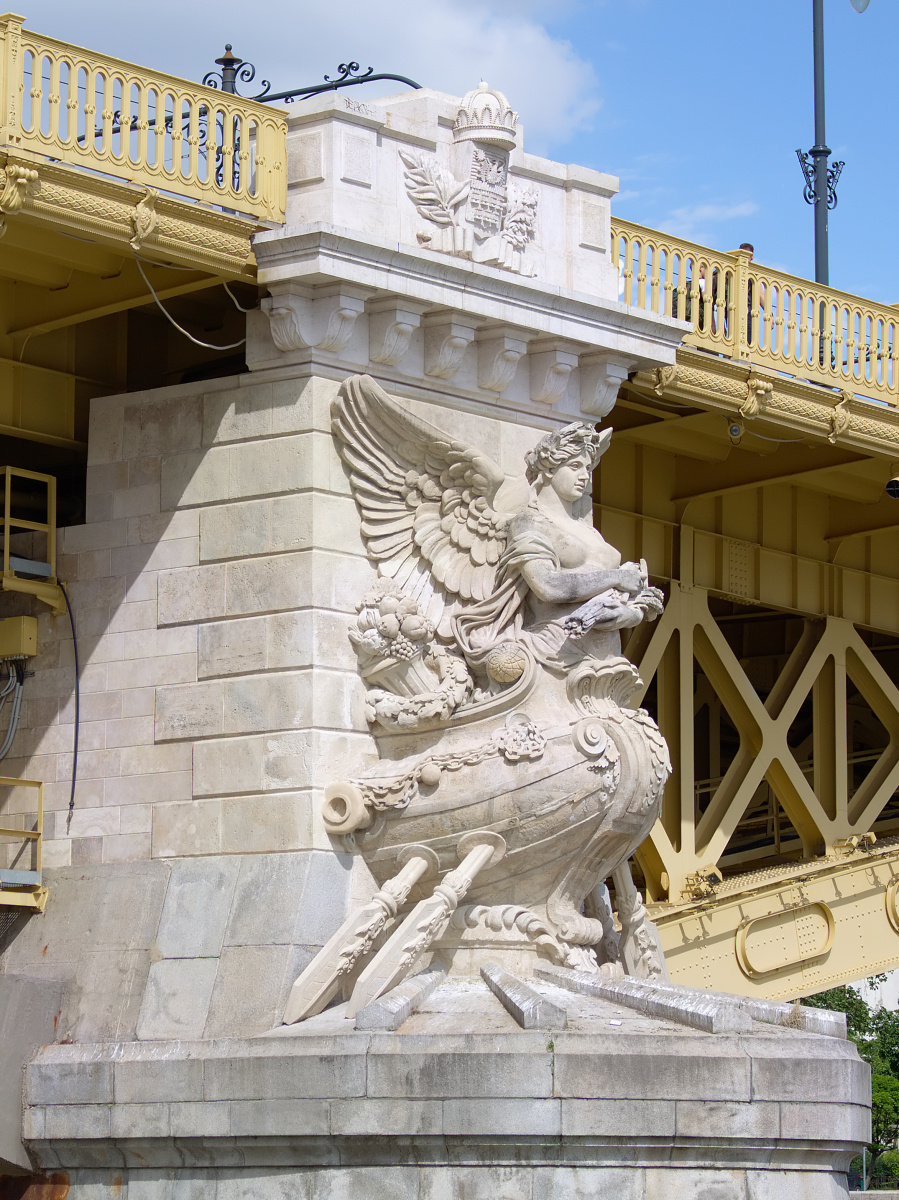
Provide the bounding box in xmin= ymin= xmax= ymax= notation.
xmin=0 ymin=13 xmax=286 ymax=223
xmin=0 ymin=775 xmax=45 ymax=910
xmin=0 ymin=465 xmax=65 ymax=614
xmin=614 ymin=216 xmax=899 ymax=407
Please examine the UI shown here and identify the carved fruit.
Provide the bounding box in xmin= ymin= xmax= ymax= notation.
xmin=485 ymin=642 xmax=528 ymax=683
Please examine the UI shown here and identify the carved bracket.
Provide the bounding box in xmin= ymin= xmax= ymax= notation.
xmin=263 ymin=285 xmax=370 ymax=354
xmin=579 ymin=353 xmax=634 ymax=418
xmin=422 ymin=312 xmax=480 ymax=380
xmin=829 ymin=390 xmax=852 ymax=444
xmin=130 ymin=188 xmax=158 ymax=251
xmin=528 ymin=341 xmax=580 ymax=406
xmin=477 ymin=328 xmax=532 ymax=394
xmin=739 ymin=373 xmax=774 ymax=421
xmin=368 ymin=298 xmax=429 ymax=368
xmin=0 ymin=164 xmax=39 ymax=237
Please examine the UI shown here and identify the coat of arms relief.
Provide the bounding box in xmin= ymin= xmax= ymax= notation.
xmin=399 ymin=82 xmax=539 ymax=277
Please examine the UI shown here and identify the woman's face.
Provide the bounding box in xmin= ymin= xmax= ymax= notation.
xmin=549 ymin=454 xmax=591 ymax=503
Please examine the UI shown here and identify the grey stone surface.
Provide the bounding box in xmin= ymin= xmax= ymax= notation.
xmin=0 ymin=974 xmax=65 ymax=1171
xmin=155 ymin=857 xmax=241 ymax=959
xmin=480 ymin=962 xmax=568 ymax=1030
xmin=536 ymin=964 xmax=752 ymax=1034
xmin=136 ymin=958 xmax=219 ymax=1041
xmin=355 ymin=963 xmax=447 ymax=1031
xmin=204 ymin=944 xmax=293 ymax=1038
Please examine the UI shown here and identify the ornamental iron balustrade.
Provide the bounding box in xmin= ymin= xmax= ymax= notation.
xmin=0 ymin=14 xmax=286 ymax=223
xmin=614 ymin=217 xmax=899 ymax=407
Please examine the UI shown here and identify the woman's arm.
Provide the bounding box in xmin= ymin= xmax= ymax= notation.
xmin=521 ymin=558 xmax=643 ymax=604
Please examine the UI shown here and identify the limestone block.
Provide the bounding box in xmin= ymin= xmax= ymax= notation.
xmin=223 ymin=672 xmax=309 ymax=735
xmin=63 ymin=805 xmax=120 ymax=839
xmin=110 ymin=537 xmax=199 ymax=577
xmin=110 ymin=1103 xmax=172 ymax=1140
xmin=156 ymin=858 xmax=241 ymax=959
xmin=480 ymin=963 xmax=567 ymax=1030
xmin=62 ymin=520 xmax=128 ymax=555
xmin=222 ymin=851 xmax=351 ymax=948
xmin=329 ymin=1099 xmax=443 ymax=1137
xmin=202 ymin=1049 xmax=367 ymax=1101
xmin=225 ymin=555 xmax=309 ymax=617
xmin=155 ymin=680 xmax=224 ymax=741
xmin=135 ymin=958 xmax=219 ymax=1041
xmin=675 ymin=1099 xmax=780 ymax=1140
xmin=553 ymin=1038 xmax=751 ymax=1101
xmin=198 ymin=619 xmax=268 ymax=678
xmin=122 ymin=396 xmax=203 ymax=460
xmin=644 ymin=1168 xmax=750 ymax=1200
xmin=221 ymin=791 xmax=312 ymax=853
xmin=64 ymin=949 xmax=151 ymax=1044
xmin=203 ymin=944 xmax=294 ymax=1038
xmin=114 ymin=1058 xmax=203 ymax=1105
xmin=122 ymin=687 xmax=156 ymax=716
xmin=105 ymin=771 xmax=192 ymax=806
xmin=229 ymin=1099 xmax=330 ymax=1138
xmin=747 ymin=1036 xmax=870 ymax=1104
xmin=101 ymin=833 xmax=151 ymax=863
xmin=229 ymin=435 xmax=313 ymax=500
xmin=262 ymin=730 xmax=372 ymax=792
xmin=86 ymin=460 xmax=128 ymax=496
xmin=193 ymin=736 xmax=265 ymax=797
xmin=152 ymin=799 xmax=222 ymax=858
xmin=201 ymin=497 xmax=295 ymax=562
xmin=366 ymin=1042 xmax=552 ymax=1099
xmin=160 ymin=447 xmax=230 ymax=510
xmin=43 ymin=1105 xmax=111 ymax=1141
xmin=111 ymin=483 xmax=161 ymax=520
xmin=105 ymin=716 xmax=154 ymax=748
xmin=561 ymin=1098 xmax=676 ymax=1137
xmin=120 ymin=743 xmax=192 ymax=776
xmin=127 ymin=510 xmax=200 ymax=546
xmin=532 ymin=1169 xmax=644 ymax=1200
xmin=157 ymin=564 xmax=226 ymax=626
xmin=27 ymin=1061 xmax=113 ymax=1106
xmin=87 ymin=398 xmax=124 ymax=465
xmin=779 ymin=1100 xmax=871 ymax=1143
xmin=170 ymin=1102 xmax=231 ymax=1138
xmin=443 ymin=1097 xmax=562 ymax=1136
xmin=120 ymin=804 xmax=152 ymax=834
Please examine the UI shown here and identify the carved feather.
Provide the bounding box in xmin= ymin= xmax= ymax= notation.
xmin=332 ymin=374 xmax=510 ymax=613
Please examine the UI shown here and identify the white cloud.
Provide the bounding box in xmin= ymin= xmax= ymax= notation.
xmin=663 ymin=200 xmax=759 ymax=244
xmin=23 ymin=0 xmax=599 ymax=157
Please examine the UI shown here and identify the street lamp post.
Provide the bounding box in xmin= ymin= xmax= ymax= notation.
xmin=796 ymin=0 xmax=868 ymax=286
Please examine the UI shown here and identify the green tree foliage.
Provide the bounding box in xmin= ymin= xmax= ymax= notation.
xmin=872 ymin=1075 xmax=899 ymax=1156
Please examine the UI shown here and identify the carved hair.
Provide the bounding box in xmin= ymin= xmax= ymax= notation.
xmin=525 ymin=422 xmax=608 ymax=484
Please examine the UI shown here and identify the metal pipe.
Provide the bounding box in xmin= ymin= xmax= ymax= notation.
xmin=811 ymin=0 xmax=830 ymax=284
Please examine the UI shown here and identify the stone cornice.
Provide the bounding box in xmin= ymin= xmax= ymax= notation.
xmin=252 ymin=222 xmax=685 ymax=365
xmin=632 ymin=346 xmax=899 ymax=460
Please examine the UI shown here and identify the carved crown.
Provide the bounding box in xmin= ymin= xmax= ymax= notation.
xmin=453 ymin=81 xmax=518 ymax=150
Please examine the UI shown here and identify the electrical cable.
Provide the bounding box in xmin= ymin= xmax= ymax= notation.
xmin=132 ymin=255 xmax=247 ymax=350
xmin=221 ymin=279 xmax=257 ymax=313
xmin=60 ymin=583 xmax=80 ymax=833
xmin=0 ymin=661 xmax=25 ymax=761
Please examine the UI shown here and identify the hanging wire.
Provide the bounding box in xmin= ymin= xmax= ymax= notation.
xmin=132 ymin=255 xmax=247 ymax=350
xmin=221 ymin=279 xmax=257 ymax=313
xmin=0 ymin=661 xmax=25 ymax=761
xmin=60 ymin=583 xmax=80 ymax=832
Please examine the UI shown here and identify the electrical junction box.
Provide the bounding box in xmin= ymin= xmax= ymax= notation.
xmin=0 ymin=616 xmax=37 ymax=658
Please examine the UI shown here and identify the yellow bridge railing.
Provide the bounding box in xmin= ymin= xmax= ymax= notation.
xmin=0 ymin=13 xmax=286 ymax=223
xmin=614 ymin=217 xmax=899 ymax=406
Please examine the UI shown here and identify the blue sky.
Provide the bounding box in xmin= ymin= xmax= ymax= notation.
xmin=24 ymin=0 xmax=897 ymax=305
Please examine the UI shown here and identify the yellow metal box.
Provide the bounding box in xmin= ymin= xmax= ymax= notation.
xmin=0 ymin=616 xmax=37 ymax=658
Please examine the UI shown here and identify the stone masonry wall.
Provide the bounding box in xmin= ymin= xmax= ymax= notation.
xmin=0 ymin=365 xmax=546 ymax=1042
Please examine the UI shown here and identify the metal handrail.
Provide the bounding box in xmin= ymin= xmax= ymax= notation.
xmin=614 ymin=216 xmax=899 ymax=406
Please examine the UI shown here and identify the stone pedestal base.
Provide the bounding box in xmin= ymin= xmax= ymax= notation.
xmin=23 ymin=974 xmax=868 ymax=1200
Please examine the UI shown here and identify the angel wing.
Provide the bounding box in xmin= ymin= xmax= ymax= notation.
xmin=332 ymin=375 xmax=510 ymax=624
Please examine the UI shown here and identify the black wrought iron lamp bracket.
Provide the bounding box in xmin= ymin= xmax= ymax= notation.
xmin=204 ymin=46 xmax=421 ymax=103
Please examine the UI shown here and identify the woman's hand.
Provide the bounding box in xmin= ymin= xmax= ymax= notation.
xmin=616 ymin=563 xmax=643 ymax=595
